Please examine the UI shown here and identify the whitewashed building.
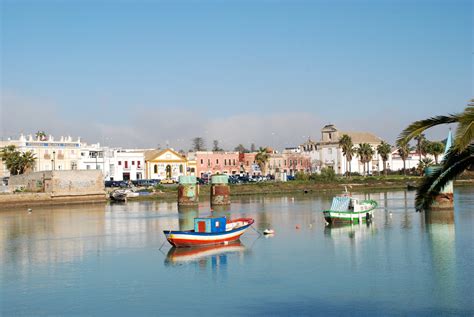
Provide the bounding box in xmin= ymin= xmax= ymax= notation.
xmin=0 ymin=134 xmax=83 ymax=178
xmin=109 ymin=150 xmax=145 ymax=181
xmin=300 ymin=124 xmax=385 ymax=175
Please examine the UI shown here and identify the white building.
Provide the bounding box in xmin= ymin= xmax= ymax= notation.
xmin=0 ymin=134 xmax=83 ymax=178
xmin=109 ymin=149 xmax=145 ymax=181
xmin=300 ymin=124 xmax=385 ymax=175
xmin=145 ymin=148 xmax=188 ymax=181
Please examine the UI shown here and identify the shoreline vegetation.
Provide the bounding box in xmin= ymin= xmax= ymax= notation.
xmin=1 ymin=174 xmax=473 ymax=209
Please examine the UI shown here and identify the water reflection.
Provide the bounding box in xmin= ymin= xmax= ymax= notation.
xmin=424 ymin=209 xmax=457 ymax=310
xmin=164 ymin=241 xmax=247 ymax=277
xmin=324 ymin=222 xmax=377 ymax=241
xmin=177 ymin=206 xmax=199 ymax=231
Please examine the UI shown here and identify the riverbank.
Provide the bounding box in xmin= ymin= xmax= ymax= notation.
xmin=1 ymin=175 xmax=472 ymax=208
xmin=127 ymin=175 xmax=474 ymax=202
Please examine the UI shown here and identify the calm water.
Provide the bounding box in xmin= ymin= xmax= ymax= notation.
xmin=1 ymin=188 xmax=473 ymax=316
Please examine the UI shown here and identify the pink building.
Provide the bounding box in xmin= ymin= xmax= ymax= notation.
xmin=195 ymin=151 xmax=241 ymax=177
xmin=265 ymin=152 xmax=310 ymax=176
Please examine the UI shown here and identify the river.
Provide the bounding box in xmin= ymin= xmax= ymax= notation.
xmin=1 ymin=187 xmax=473 ymax=316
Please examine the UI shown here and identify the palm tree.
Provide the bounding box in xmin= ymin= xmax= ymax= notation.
xmin=397 ymin=100 xmax=474 ymax=210
xmin=19 ymin=151 xmax=36 ymax=174
xmin=397 ymin=143 xmax=411 ymax=175
xmin=414 ymin=133 xmax=426 ymax=163
xmin=357 ymin=143 xmax=374 ymax=175
xmin=35 ymin=131 xmax=47 ymax=141
xmin=255 ymin=147 xmax=270 ymax=175
xmin=377 ymin=141 xmax=391 ymax=176
xmin=427 ymin=141 xmax=445 ymax=164
xmin=1 ymin=145 xmax=36 ymax=175
xmin=339 ymin=134 xmax=355 ymax=177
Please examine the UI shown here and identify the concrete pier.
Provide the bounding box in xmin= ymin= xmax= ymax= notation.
xmin=177 ymin=176 xmax=199 ymax=206
xmin=210 ymin=174 xmax=230 ymax=206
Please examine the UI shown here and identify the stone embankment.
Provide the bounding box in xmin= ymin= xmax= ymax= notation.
xmin=0 ymin=170 xmax=106 ymax=209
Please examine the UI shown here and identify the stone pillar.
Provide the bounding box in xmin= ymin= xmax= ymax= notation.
xmin=177 ymin=176 xmax=199 ymax=206
xmin=425 ymin=166 xmax=454 ymax=210
xmin=210 ymin=174 xmax=230 ymax=206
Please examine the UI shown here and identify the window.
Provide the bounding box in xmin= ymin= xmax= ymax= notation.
xmin=284 ymin=160 xmax=287 ymax=166
xmin=154 ymin=165 xmax=158 ymax=173
xmin=86 ymin=165 xmax=90 ymax=170
xmin=132 ymin=161 xmax=135 ymax=165
xmin=137 ymin=161 xmax=141 ymax=168
xmin=179 ymin=164 xmax=183 ymax=173
xmin=124 ymin=161 xmax=128 ymax=168
xmin=233 ymin=159 xmax=235 ymax=165
xmin=224 ymin=159 xmax=227 ymax=166
xmin=216 ymin=159 xmax=219 ymax=164
xmin=201 ymin=159 xmax=203 ymax=164
xmin=118 ymin=161 xmax=122 ymax=165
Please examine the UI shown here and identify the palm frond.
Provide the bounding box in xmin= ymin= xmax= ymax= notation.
xmin=397 ymin=115 xmax=459 ymax=146
xmin=454 ymin=104 xmax=474 ymax=152
xmin=415 ymin=145 xmax=474 ymax=210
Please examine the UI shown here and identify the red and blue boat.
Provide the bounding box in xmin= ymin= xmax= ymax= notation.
xmin=164 ymin=217 xmax=254 ymax=248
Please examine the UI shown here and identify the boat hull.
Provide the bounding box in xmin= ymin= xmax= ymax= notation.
xmin=164 ymin=218 xmax=254 ymax=247
xmin=323 ymin=209 xmax=375 ymax=224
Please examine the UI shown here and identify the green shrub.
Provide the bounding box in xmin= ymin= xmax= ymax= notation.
xmin=295 ymin=171 xmax=309 ymax=181
xmin=320 ymin=167 xmax=336 ymax=181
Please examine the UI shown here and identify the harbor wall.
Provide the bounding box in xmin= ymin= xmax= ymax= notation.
xmin=1 ymin=170 xmax=106 ymax=208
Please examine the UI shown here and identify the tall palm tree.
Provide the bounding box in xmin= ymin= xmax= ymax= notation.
xmin=255 ymin=147 xmax=270 ymax=175
xmin=397 ymin=143 xmax=411 ymax=175
xmin=414 ymin=133 xmax=426 ymax=163
xmin=427 ymin=141 xmax=445 ymax=164
xmin=377 ymin=141 xmax=391 ymax=176
xmin=357 ymin=143 xmax=374 ymax=175
xmin=398 ymin=100 xmax=474 ymax=210
xmin=339 ymin=134 xmax=355 ymax=177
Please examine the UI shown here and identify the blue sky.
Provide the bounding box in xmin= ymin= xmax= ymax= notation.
xmin=1 ymin=0 xmax=472 ymax=150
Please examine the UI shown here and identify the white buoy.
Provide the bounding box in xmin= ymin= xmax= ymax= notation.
xmin=263 ymin=229 xmax=275 ymax=235
xmin=27 ymin=208 xmax=32 ymax=213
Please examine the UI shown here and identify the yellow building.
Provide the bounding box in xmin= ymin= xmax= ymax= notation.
xmin=144 ymin=148 xmax=188 ymax=180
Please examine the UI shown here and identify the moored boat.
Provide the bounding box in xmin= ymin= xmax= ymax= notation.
xmin=323 ymin=194 xmax=377 ymax=224
xmin=164 ymin=217 xmax=254 ymax=248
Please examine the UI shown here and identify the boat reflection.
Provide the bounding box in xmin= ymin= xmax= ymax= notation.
xmin=324 ymin=222 xmax=377 ymax=240
xmin=164 ymin=241 xmax=246 ymax=268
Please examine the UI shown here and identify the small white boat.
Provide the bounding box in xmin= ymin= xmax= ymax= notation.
xmin=109 ymin=189 xmax=139 ymax=202
xmin=323 ymin=192 xmax=377 ymax=224
xmin=263 ymin=229 xmax=275 ymax=235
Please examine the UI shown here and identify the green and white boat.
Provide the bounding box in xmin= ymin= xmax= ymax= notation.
xmin=323 ymin=194 xmax=378 ymax=224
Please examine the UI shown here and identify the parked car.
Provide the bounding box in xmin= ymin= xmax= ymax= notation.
xmin=134 ymin=179 xmax=159 ymax=187
xmin=287 ymin=175 xmax=295 ymax=181
xmin=160 ymin=178 xmax=175 ymax=184
xmin=105 ymin=180 xmax=130 ymax=188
